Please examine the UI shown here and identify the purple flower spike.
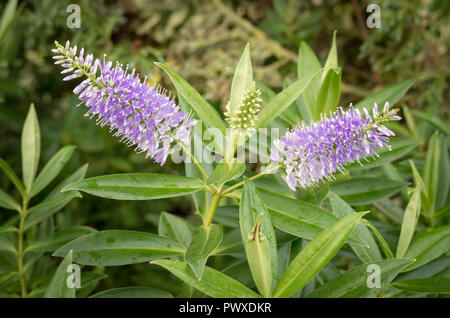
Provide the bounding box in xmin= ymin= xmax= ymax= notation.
xmin=270 ymin=104 xmax=401 ymax=190
xmin=52 ymin=41 xmax=196 ymax=165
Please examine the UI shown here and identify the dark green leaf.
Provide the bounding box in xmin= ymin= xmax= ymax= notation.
xmin=53 ymin=230 xmax=185 ymax=266
xmin=152 ymin=259 xmax=260 ymax=298
xmin=62 ymin=173 xmax=205 ymax=200
xmin=185 ymin=224 xmax=223 ymax=278
xmin=29 ymin=145 xmax=75 ymax=198
xmin=90 ymin=286 xmax=173 ymax=298
xmin=330 ymin=178 xmax=406 ymax=205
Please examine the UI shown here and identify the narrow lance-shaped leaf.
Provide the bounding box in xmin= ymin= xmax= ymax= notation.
xmin=308 ymin=259 xmax=414 ymax=298
xmin=152 ymin=259 xmax=260 ymax=298
xmin=62 ymin=173 xmax=205 ymax=200
xmin=0 ymin=157 xmax=26 ymax=198
xmin=246 ymin=215 xmax=272 ymax=297
xmin=90 ymin=286 xmax=173 ymax=298
xmin=44 ymin=250 xmax=75 ymax=298
xmin=393 ymin=277 xmax=450 ymax=294
xmin=273 ymin=212 xmax=367 ymax=298
xmin=21 ymin=103 xmax=40 ymax=192
xmin=53 ymin=230 xmax=185 ymax=266
xmin=30 ymin=145 xmax=76 ymax=198
xmin=240 ymin=179 xmax=278 ymax=283
xmin=411 ymin=109 xmax=450 ymax=136
xmin=354 ymin=78 xmax=416 ymax=111
xmin=330 ymin=178 xmax=406 ymax=205
xmin=0 ymin=0 xmax=17 ymax=44
xmin=207 ymin=158 xmax=245 ymax=190
xmin=328 ymin=191 xmax=382 ymax=263
xmin=346 ymin=138 xmax=418 ymax=171
xmin=436 ymin=135 xmax=449 ymax=210
xmin=297 ymin=42 xmax=322 ymax=121
xmin=228 ymin=43 xmax=253 ymax=116
xmin=158 ymin=212 xmax=193 ymax=248
xmin=403 ymin=226 xmax=450 ymax=271
xmin=409 ymin=160 xmax=428 ymax=197
xmin=155 ymin=63 xmax=226 ymax=134
xmin=315 ymin=68 xmax=341 ymax=120
xmin=0 ymin=188 xmax=20 ymax=211
xmin=422 ymin=132 xmax=440 ymax=217
xmin=396 ymin=186 xmax=421 ymax=258
xmin=321 ymin=30 xmax=338 ymax=82
xmin=185 ymin=224 xmax=223 ymax=279
xmin=255 ymin=70 xmax=319 ymax=129
xmin=24 ymin=191 xmax=82 ymax=230
xmin=24 ymin=164 xmax=88 ymax=230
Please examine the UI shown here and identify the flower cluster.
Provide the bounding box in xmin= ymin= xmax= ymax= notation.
xmin=225 ymin=84 xmax=262 ymax=136
xmin=52 ymin=41 xmax=195 ymax=165
xmin=270 ymin=103 xmax=401 ymax=190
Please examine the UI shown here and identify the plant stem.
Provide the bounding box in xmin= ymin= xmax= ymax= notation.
xmin=176 ymin=139 xmax=209 ymax=180
xmin=203 ymin=193 xmax=221 ymax=227
xmin=17 ymin=199 xmax=28 ymax=298
xmin=221 ymin=164 xmax=282 ymax=195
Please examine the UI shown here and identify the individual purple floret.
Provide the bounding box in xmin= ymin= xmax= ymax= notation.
xmin=270 ymin=103 xmax=401 ymax=190
xmin=52 ymin=41 xmax=195 ymax=165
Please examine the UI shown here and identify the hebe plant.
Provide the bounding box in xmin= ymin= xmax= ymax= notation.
xmin=1 ymin=33 xmax=448 ymax=298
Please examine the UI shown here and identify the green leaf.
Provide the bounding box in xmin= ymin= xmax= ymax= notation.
xmin=309 ymin=259 xmax=414 ymax=298
xmin=53 ymin=230 xmax=185 ymax=266
xmin=322 ymin=31 xmax=338 ymax=82
xmin=240 ymin=180 xmax=278 ymax=278
xmin=354 ymin=78 xmax=416 ymax=111
xmin=411 ymin=109 xmax=450 ymax=136
xmin=24 ymin=191 xmax=82 ymax=230
xmin=346 ymin=139 xmax=419 ymax=171
xmin=246 ymin=215 xmax=273 ymax=297
xmin=403 ymin=226 xmax=450 ymax=271
xmin=90 ymin=286 xmax=173 ymax=298
xmin=273 ymin=212 xmax=367 ymax=298
xmin=21 ymin=103 xmax=40 ymax=193
xmin=44 ymin=250 xmax=75 ymax=298
xmin=330 ymin=178 xmax=406 ymax=205
xmin=228 ymin=43 xmax=253 ymax=116
xmin=185 ymin=224 xmax=223 ymax=278
xmin=393 ymin=277 xmax=450 ymax=294
xmin=315 ymin=68 xmax=341 ymax=119
xmin=297 ymin=42 xmax=322 ymax=120
xmin=0 ymin=0 xmax=17 ymax=44
xmin=158 ymin=212 xmax=193 ymax=248
xmin=214 ymin=205 xmax=239 ymax=227
xmin=255 ymin=70 xmax=319 ymax=129
xmin=23 ymin=164 xmax=87 ymax=230
xmin=409 ymin=160 xmax=427 ymax=197
xmin=152 ymin=259 xmax=260 ymax=298
xmin=29 ymin=145 xmax=75 ymax=198
xmin=436 ymin=135 xmax=449 ymax=210
xmin=0 ymin=157 xmax=25 ymax=198
xmin=422 ymin=133 xmax=440 ymax=216
xmin=396 ymin=186 xmax=421 ymax=258
xmin=328 ymin=191 xmax=382 ymax=263
xmin=259 ymin=189 xmax=340 ymax=240
xmin=25 ymin=226 xmax=96 ymax=253
xmin=62 ymin=173 xmax=205 ymax=200
xmin=156 ymin=63 xmax=226 ymax=134
xmin=0 ymin=225 xmax=17 ymax=235
xmin=207 ymin=159 xmax=245 ymax=189
xmin=0 ymin=188 xmax=20 ymax=211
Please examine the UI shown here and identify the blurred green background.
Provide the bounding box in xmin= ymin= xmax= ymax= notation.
xmin=0 ymin=0 xmax=448 ymax=294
